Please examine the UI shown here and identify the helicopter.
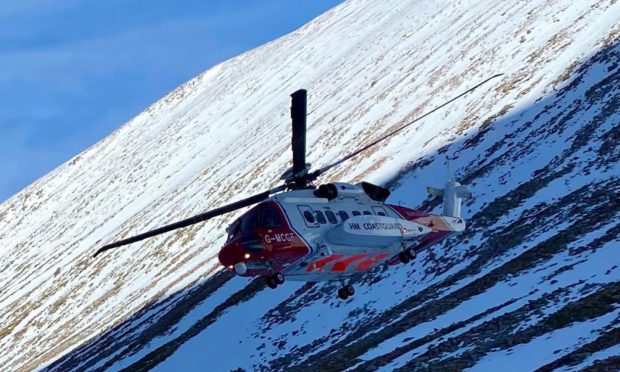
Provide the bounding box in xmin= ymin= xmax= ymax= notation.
xmin=95 ymin=74 xmax=501 ymax=300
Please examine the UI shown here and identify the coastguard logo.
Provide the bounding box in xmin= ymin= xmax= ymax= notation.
xmin=348 ymin=222 xmax=402 ymax=231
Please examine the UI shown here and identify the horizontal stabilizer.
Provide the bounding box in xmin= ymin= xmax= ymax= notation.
xmin=455 ymin=185 xmax=472 ymax=199
xmin=427 ymin=186 xmax=444 ymax=197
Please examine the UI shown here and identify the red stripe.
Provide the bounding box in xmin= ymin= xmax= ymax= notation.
xmin=306 ymin=254 xmax=344 ymax=272
xmin=331 ymin=254 xmax=368 ymax=272
xmin=356 ymin=253 xmax=389 ymax=271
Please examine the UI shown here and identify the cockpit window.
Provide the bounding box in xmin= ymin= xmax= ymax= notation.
xmin=338 ymin=211 xmax=350 ymax=221
xmin=261 ymin=208 xmax=283 ymax=228
xmin=241 ymin=212 xmax=258 ymax=232
xmin=227 ymin=220 xmax=241 ymax=241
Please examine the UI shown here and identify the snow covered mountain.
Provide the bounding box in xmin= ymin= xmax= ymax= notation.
xmin=1 ymin=0 xmax=619 ymax=370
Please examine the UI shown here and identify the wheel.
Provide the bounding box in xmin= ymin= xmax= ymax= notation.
xmin=337 ymin=288 xmax=348 ymax=300
xmin=406 ymin=247 xmax=417 ymax=260
xmin=399 ymin=251 xmax=411 ymax=264
xmin=266 ymin=276 xmax=278 ymax=289
xmin=344 ymin=285 xmax=355 ymax=296
xmin=274 ymin=272 xmax=285 ymax=285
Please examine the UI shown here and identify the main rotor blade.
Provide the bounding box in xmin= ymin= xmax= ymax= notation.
xmin=291 ymin=89 xmax=308 ymax=179
xmin=309 ymin=73 xmax=503 ymax=180
xmin=94 ymin=185 xmax=286 ymax=257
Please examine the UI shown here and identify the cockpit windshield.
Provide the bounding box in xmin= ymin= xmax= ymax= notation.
xmin=241 ymin=212 xmax=258 ymax=232
xmin=226 ymin=204 xmax=284 ymax=242
xmin=227 ymin=220 xmax=242 ymax=241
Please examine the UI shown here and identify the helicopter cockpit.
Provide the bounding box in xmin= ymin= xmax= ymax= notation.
xmin=225 ymin=202 xmax=285 ymax=242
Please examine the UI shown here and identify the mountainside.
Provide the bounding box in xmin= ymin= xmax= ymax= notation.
xmin=1 ymin=0 xmax=619 ymax=370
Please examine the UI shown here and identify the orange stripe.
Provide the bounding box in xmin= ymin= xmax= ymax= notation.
xmin=331 ymin=254 xmax=368 ymax=272
xmin=306 ymin=254 xmax=344 ymax=272
xmin=356 ymin=253 xmax=389 ymax=271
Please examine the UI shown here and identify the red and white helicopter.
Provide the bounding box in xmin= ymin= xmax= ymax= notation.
xmin=95 ymin=75 xmax=500 ymax=300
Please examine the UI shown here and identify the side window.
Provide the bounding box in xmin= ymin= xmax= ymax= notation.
xmin=325 ymin=210 xmax=337 ymax=224
xmin=363 ymin=211 xmax=372 ymax=216
xmin=372 ymin=206 xmax=387 ymax=216
xmin=261 ymin=208 xmax=283 ymax=228
xmin=352 ymin=211 xmax=361 ymax=216
xmin=298 ymin=205 xmax=319 ymax=228
xmin=338 ymin=211 xmax=349 ymax=221
xmin=315 ymin=211 xmax=327 ymax=224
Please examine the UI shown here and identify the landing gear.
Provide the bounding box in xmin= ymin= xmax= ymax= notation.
xmin=337 ymin=284 xmax=355 ymax=300
xmin=399 ymin=247 xmax=417 ymax=264
xmin=266 ymin=276 xmax=278 ymax=289
xmin=265 ymin=272 xmax=285 ymax=289
xmin=274 ymin=272 xmax=285 ymax=285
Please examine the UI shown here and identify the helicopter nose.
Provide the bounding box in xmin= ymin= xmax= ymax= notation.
xmin=218 ymin=242 xmax=248 ymax=269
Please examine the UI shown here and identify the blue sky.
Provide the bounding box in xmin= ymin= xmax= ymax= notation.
xmin=0 ymin=0 xmax=343 ymax=202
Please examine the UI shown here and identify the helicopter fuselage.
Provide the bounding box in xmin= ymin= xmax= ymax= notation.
xmin=218 ymin=182 xmax=465 ymax=282
xmin=94 ymin=80 xmax=498 ymax=299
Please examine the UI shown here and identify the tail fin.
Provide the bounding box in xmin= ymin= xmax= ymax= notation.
xmin=427 ymin=158 xmax=472 ymax=218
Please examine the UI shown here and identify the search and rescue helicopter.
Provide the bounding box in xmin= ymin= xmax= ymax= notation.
xmin=95 ymin=74 xmax=501 ymax=300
